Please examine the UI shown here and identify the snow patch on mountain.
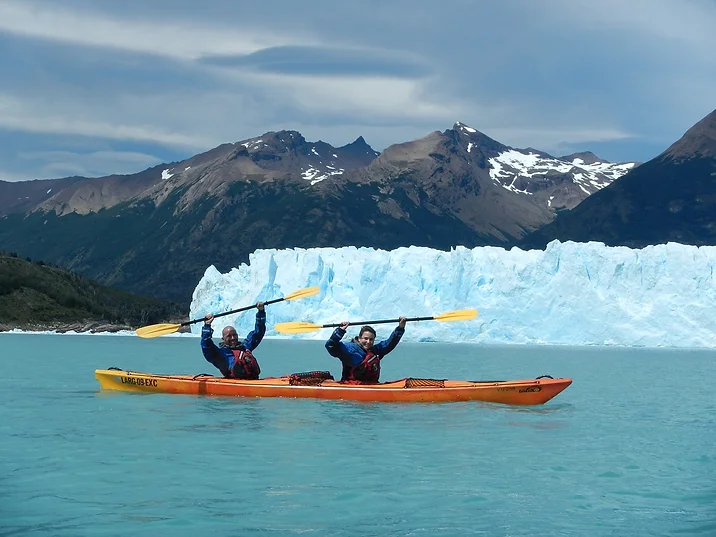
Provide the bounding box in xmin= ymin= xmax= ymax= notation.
xmin=489 ymin=150 xmax=635 ymax=197
xmin=240 ymin=139 xmax=265 ymax=150
xmin=301 ymin=167 xmax=345 ymax=185
xmin=456 ymin=122 xmax=477 ymax=134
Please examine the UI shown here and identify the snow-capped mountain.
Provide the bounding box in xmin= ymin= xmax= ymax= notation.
xmin=344 ymin=122 xmax=638 ymax=245
xmin=451 ymin=122 xmax=637 ymax=211
xmin=523 ymin=108 xmax=716 ymax=249
xmin=0 ymin=121 xmax=639 ymax=303
xmin=488 ymin=149 xmax=635 ymax=197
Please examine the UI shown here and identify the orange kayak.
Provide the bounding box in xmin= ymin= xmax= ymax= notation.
xmin=95 ymin=368 xmax=571 ymax=405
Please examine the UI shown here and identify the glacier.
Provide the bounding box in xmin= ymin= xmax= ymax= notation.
xmin=189 ymin=241 xmax=716 ymax=348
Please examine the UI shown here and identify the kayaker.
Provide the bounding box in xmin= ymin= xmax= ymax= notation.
xmin=201 ymin=302 xmax=266 ymax=379
xmin=325 ymin=317 xmax=407 ymax=384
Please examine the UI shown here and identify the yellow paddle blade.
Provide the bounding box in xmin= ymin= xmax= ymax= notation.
xmin=274 ymin=321 xmax=323 ymax=334
xmin=434 ymin=309 xmax=478 ymax=322
xmin=135 ymin=323 xmax=182 ymax=339
xmin=284 ymin=286 xmax=320 ymax=301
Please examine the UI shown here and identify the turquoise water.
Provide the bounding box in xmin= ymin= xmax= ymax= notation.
xmin=1 ymin=333 xmax=715 ymax=536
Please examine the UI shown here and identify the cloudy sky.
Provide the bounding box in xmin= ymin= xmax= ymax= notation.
xmin=1 ymin=0 xmax=714 ymax=181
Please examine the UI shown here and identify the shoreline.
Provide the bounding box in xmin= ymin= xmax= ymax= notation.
xmin=0 ymin=321 xmax=193 ymax=336
xmin=0 ymin=329 xmax=198 ymax=337
xmin=0 ymin=328 xmax=198 ymax=337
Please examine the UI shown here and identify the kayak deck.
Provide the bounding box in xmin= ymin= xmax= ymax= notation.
xmin=95 ymin=368 xmax=571 ymax=405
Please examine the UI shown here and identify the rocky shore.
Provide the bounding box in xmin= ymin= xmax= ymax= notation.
xmin=0 ymin=321 xmax=193 ymax=334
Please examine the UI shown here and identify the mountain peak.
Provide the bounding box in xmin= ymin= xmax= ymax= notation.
xmin=662 ymin=109 xmax=716 ymax=160
xmin=339 ymin=136 xmax=379 ymax=155
xmin=265 ymin=129 xmax=307 ymax=147
xmin=452 ymin=121 xmax=487 ymax=137
xmin=343 ymin=135 xmax=368 ymax=147
xmin=446 ymin=122 xmax=507 ymax=155
xmin=233 ymin=130 xmax=308 ymax=152
xmin=559 ymin=151 xmax=605 ymax=165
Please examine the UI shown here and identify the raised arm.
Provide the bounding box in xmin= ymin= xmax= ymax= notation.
xmin=372 ymin=317 xmax=406 ymax=356
xmin=325 ymin=322 xmax=350 ymax=358
xmin=200 ymin=321 xmax=229 ymax=376
xmin=200 ymin=322 xmax=219 ymax=355
xmin=243 ymin=303 xmax=266 ymax=351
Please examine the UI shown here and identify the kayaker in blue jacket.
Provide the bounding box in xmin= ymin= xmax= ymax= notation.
xmin=201 ymin=302 xmax=266 ymax=379
xmin=325 ymin=317 xmax=407 ymax=384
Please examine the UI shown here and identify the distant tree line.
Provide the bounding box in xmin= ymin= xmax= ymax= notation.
xmin=0 ymin=251 xmax=184 ymax=326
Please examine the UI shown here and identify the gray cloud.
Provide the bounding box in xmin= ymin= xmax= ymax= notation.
xmin=0 ymin=0 xmax=714 ymax=180
xmin=19 ymin=150 xmax=163 ymax=178
xmin=200 ymin=46 xmax=429 ymax=78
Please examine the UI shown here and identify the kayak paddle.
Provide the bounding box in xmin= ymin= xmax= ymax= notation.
xmin=274 ymin=308 xmax=478 ymax=334
xmin=136 ymin=286 xmax=320 ymax=339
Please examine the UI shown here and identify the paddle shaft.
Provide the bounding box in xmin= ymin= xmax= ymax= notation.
xmin=323 ymin=315 xmax=435 ymax=329
xmin=182 ymin=296 xmax=286 ymax=327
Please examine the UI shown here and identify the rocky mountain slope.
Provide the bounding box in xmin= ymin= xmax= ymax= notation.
xmin=0 ymin=123 xmax=637 ymax=305
xmin=0 ymin=251 xmax=183 ymax=332
xmin=521 ymin=109 xmax=716 ymax=249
